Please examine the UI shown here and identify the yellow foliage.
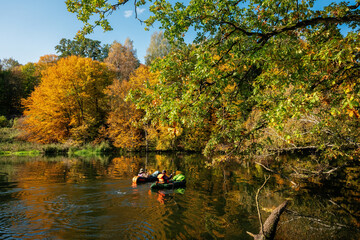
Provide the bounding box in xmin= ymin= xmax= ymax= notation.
xmin=106 ymin=65 xmax=158 ymax=149
xmin=129 ymin=64 xmax=159 ymax=91
xmin=145 ymin=124 xmax=180 ymax=150
xmin=20 ymin=56 xmax=114 ymax=143
xmin=35 ymin=54 xmax=59 ymax=77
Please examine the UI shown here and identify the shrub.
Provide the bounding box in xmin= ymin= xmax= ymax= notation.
xmin=42 ymin=144 xmax=69 ymax=155
xmin=0 ymin=116 xmax=8 ymax=127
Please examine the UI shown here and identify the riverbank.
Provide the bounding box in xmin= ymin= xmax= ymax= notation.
xmin=0 ymin=127 xmax=114 ymax=157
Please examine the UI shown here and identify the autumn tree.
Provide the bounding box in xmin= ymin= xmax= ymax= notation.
xmin=132 ymin=47 xmax=214 ymax=151
xmin=104 ymin=38 xmax=139 ymax=81
xmin=67 ymin=0 xmax=360 ymax=159
xmin=144 ymin=31 xmax=172 ymax=66
xmin=128 ymin=64 xmax=186 ymax=151
xmin=140 ymin=0 xmax=360 ymax=156
xmin=0 ymin=58 xmax=20 ymax=71
xmin=34 ymin=54 xmax=59 ymax=78
xmin=55 ymin=38 xmax=109 ymax=61
xmin=105 ymin=64 xmax=157 ymax=150
xmin=106 ymin=77 xmax=142 ymax=150
xmin=20 ymin=56 xmax=114 ymax=144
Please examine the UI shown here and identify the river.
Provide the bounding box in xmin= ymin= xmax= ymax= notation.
xmin=0 ymin=153 xmax=358 ymax=239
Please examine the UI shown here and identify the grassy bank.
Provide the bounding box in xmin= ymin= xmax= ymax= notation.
xmin=0 ymin=127 xmax=44 ymax=156
xmin=0 ymin=127 xmax=114 ymax=157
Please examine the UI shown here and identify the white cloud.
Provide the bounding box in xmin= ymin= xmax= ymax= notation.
xmin=124 ymin=10 xmax=133 ymax=18
xmin=137 ymin=8 xmax=146 ymax=14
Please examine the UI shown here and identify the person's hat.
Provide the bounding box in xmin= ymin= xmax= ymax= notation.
xmin=162 ymin=170 xmax=166 ymax=173
xmin=139 ymin=168 xmax=144 ymax=173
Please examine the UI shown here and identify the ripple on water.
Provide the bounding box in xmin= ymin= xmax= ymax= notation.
xmin=115 ymin=220 xmax=161 ymax=240
xmin=0 ymin=179 xmax=221 ymax=239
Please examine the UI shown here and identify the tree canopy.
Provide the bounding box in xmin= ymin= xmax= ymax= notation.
xmin=144 ymin=31 xmax=172 ymax=65
xmin=0 ymin=58 xmax=42 ymax=117
xmin=104 ymin=38 xmax=140 ymax=80
xmin=55 ymin=37 xmax=109 ymax=61
xmin=0 ymin=58 xmax=20 ymax=71
xmin=21 ymin=56 xmax=114 ymax=143
xmin=65 ymin=0 xmax=360 ymax=159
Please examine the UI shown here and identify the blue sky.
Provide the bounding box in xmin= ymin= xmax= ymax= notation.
xmin=0 ymin=0 xmax=158 ymax=65
xmin=0 ymin=0 xmax=356 ymax=65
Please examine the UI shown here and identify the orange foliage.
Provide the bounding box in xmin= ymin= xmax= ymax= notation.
xmin=128 ymin=64 xmax=159 ymax=90
xmin=104 ymin=39 xmax=139 ymax=80
xmin=106 ymin=65 xmax=158 ymax=149
xmin=20 ymin=56 xmax=114 ymax=143
xmin=106 ymin=79 xmax=143 ymax=149
xmin=347 ymin=108 xmax=360 ymax=118
xmin=35 ymin=54 xmax=59 ymax=76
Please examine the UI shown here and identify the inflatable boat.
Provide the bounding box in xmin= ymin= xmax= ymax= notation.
xmin=132 ymin=175 xmax=158 ymax=184
xmin=150 ymin=180 xmax=186 ymax=190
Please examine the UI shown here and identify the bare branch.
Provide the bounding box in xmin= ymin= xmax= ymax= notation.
xmin=220 ymin=12 xmax=360 ymax=46
xmin=134 ymin=0 xmax=144 ymax=23
xmin=255 ymin=162 xmax=298 ymax=186
xmin=257 ymin=175 xmax=271 ymax=233
xmin=248 ymin=199 xmax=289 ymax=240
xmin=348 ymin=2 xmax=360 ymax=9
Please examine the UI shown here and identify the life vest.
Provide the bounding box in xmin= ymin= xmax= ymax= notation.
xmin=157 ymin=173 xmax=168 ymax=184
xmin=132 ymin=176 xmax=139 ymax=183
xmin=173 ymin=174 xmax=185 ymax=182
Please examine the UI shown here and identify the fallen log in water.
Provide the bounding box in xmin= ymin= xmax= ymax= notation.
xmin=247 ymin=200 xmax=289 ymax=240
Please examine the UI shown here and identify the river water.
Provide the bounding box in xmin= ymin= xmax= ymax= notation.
xmin=0 ymin=153 xmax=359 ymax=239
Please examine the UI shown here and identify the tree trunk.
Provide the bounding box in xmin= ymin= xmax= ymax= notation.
xmin=247 ymin=201 xmax=288 ymax=240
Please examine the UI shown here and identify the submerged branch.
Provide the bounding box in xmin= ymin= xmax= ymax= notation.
xmin=328 ymin=199 xmax=359 ymax=223
xmin=255 ymin=162 xmax=298 ymax=186
xmin=256 ymin=175 xmax=271 ymax=234
xmin=285 ymin=209 xmax=359 ymax=231
xmin=246 ymin=175 xmax=289 ymax=240
xmin=290 ymin=162 xmax=349 ymax=180
xmin=247 ymin=200 xmax=289 ymax=240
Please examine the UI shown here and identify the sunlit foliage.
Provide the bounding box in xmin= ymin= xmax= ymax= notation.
xmin=144 ymin=31 xmax=172 ymax=66
xmin=65 ymin=0 xmax=360 ymax=159
xmin=35 ymin=54 xmax=59 ymax=77
xmin=104 ymin=38 xmax=139 ymax=80
xmin=55 ymin=38 xmax=109 ymax=61
xmin=20 ymin=56 xmax=114 ymax=144
xmin=107 ymin=65 xmax=157 ymax=149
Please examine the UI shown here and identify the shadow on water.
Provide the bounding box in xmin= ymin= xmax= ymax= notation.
xmin=0 ymin=153 xmax=358 ymax=239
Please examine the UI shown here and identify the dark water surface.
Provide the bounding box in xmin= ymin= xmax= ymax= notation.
xmin=0 ymin=153 xmax=359 ymax=239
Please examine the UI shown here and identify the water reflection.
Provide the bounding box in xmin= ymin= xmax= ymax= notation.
xmin=0 ymin=153 xmax=359 ymax=239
